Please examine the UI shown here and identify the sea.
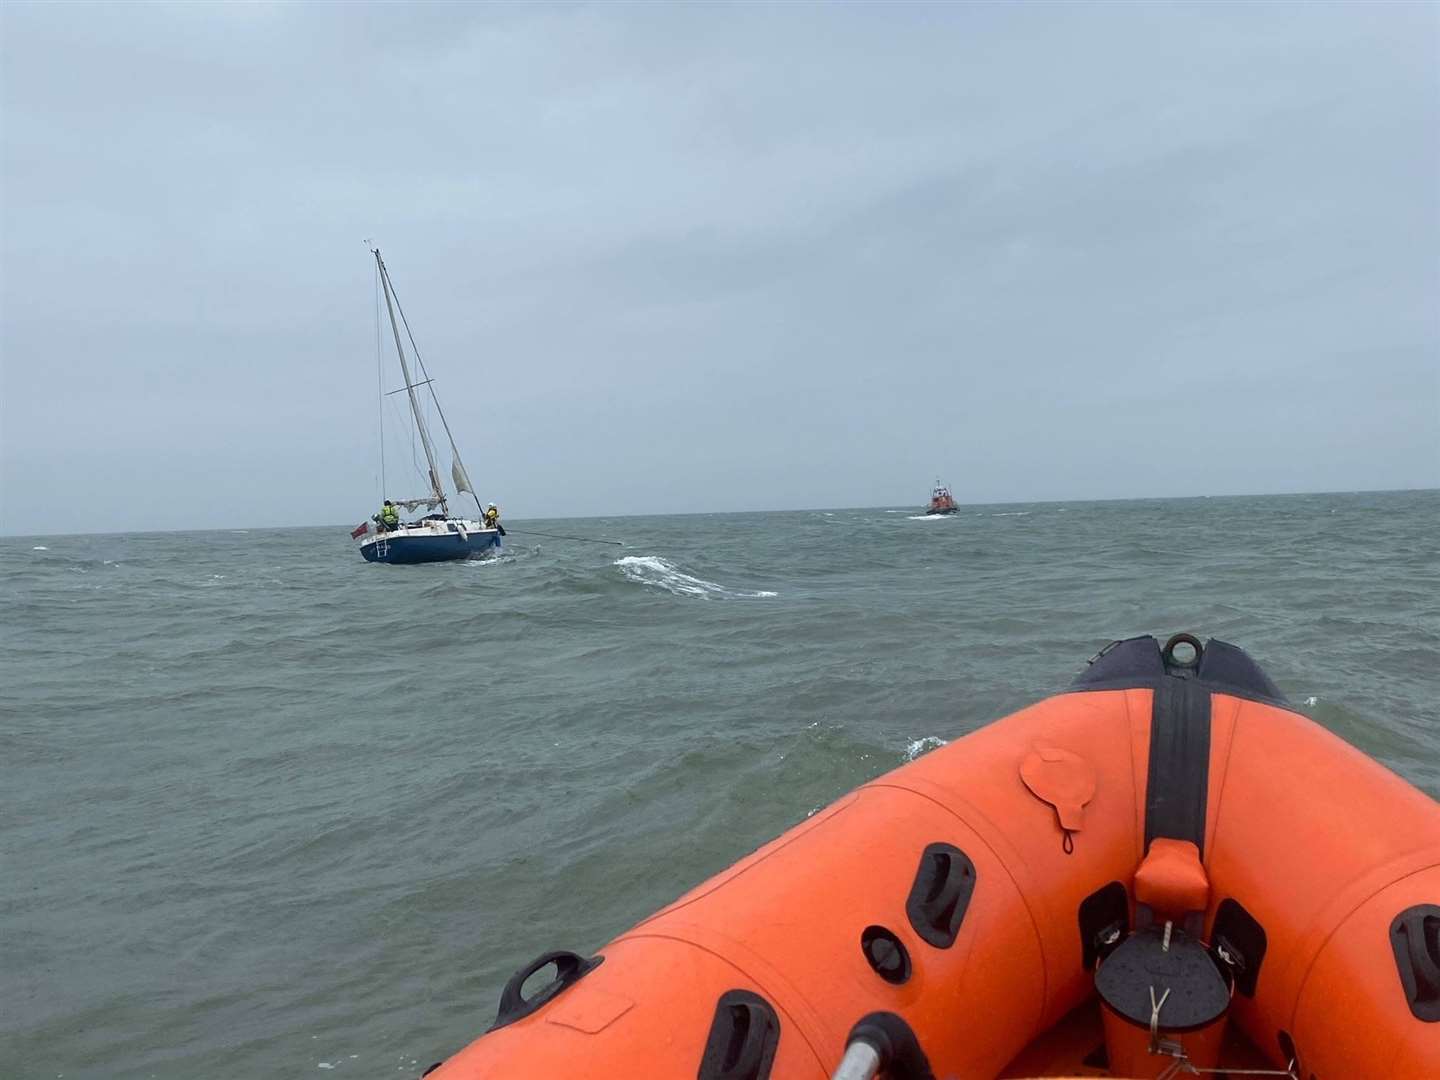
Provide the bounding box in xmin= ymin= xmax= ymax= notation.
xmin=3 ymin=490 xmax=1437 ymax=1079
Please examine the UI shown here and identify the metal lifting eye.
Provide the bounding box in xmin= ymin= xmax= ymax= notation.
xmin=1161 ymin=633 xmax=1204 ymax=669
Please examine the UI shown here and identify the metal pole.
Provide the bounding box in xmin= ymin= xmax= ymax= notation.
xmin=375 ymin=249 xmax=446 ymax=510
xmin=381 ymin=258 xmax=476 ymax=518
xmin=831 ymin=1041 xmax=881 ymax=1080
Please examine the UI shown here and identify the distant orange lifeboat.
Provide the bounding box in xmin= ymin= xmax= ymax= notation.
xmin=925 ymin=482 xmax=958 ymax=515
xmin=424 ymin=636 xmax=1440 ymax=1079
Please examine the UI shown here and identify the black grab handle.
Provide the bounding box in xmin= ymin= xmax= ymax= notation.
xmin=488 ymin=949 xmax=603 ymax=1032
xmin=697 ymin=990 xmax=780 ymax=1080
xmin=1391 ymin=906 xmax=1440 ymax=1022
xmin=905 ymin=843 xmax=976 ymax=949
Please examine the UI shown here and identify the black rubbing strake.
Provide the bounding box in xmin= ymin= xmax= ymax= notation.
xmin=1144 ymin=679 xmax=1212 ymax=855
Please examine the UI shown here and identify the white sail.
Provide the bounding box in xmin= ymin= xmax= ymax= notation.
xmin=452 ymin=458 xmax=474 ymax=496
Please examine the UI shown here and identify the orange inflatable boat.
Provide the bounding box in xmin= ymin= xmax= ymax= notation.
xmin=426 ymin=635 xmax=1440 ymax=1079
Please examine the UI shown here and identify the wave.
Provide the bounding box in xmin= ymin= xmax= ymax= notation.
xmin=614 ymin=555 xmax=777 ymax=599
xmin=992 ymin=511 xmax=1031 ymax=517
xmin=903 ymin=735 xmax=949 ymax=761
xmin=32 ymin=545 xmax=48 ymax=550
xmin=462 ymin=548 xmax=528 ymax=568
xmin=907 ymin=514 xmax=954 ymax=521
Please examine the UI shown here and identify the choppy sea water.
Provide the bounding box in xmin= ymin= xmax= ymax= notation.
xmin=3 ymin=490 xmax=1438 ymax=1078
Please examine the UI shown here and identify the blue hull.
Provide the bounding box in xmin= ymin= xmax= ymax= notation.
xmin=361 ymin=531 xmax=501 ymax=564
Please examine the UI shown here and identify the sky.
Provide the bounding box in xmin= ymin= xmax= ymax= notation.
xmin=1 ymin=1 xmax=1437 ymax=534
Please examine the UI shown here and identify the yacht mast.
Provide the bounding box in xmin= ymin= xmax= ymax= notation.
xmin=379 ymin=258 xmax=485 ymax=518
xmin=373 ymin=248 xmax=446 ymax=511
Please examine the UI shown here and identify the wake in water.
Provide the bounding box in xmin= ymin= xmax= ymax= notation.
xmin=906 ymin=514 xmax=955 ymax=521
xmin=615 ymin=555 xmax=777 ymax=599
xmin=462 ymin=547 xmax=532 ymax=567
xmin=903 ymin=736 xmax=949 ymax=761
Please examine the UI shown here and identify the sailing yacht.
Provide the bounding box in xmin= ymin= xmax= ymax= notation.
xmin=353 ymin=247 xmax=500 ymax=564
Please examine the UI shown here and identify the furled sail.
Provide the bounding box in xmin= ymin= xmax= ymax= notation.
xmin=452 ymin=458 xmax=474 ymax=496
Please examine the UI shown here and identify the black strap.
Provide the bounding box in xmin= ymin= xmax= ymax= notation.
xmin=1145 ymin=679 xmax=1211 ymax=854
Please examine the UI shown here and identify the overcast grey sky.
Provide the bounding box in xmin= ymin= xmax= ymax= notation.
xmin=2 ymin=1 xmax=1436 ymax=534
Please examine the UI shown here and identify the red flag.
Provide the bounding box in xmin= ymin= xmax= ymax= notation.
xmin=350 ymin=521 xmax=369 ymax=539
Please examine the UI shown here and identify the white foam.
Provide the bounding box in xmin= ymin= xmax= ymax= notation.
xmin=1304 ymin=695 xmax=1318 ymax=706
xmin=907 ymin=514 xmax=953 ymax=521
xmin=615 ymin=555 xmax=777 ymax=599
xmin=32 ymin=545 xmax=48 ymax=550
xmin=903 ymin=736 xmax=949 ymax=761
xmin=992 ymin=511 xmax=1030 ymax=517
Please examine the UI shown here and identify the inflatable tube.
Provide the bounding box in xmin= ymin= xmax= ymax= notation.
xmin=424 ymin=636 xmax=1440 ymax=1079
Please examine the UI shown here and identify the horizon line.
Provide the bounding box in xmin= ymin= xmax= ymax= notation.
xmin=3 ymin=485 xmax=1435 ymax=541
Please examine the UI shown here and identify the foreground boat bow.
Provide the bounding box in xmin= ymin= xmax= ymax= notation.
xmin=424 ymin=635 xmax=1440 ymax=1079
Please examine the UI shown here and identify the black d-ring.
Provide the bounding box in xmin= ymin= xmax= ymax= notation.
xmin=1161 ymin=633 xmax=1204 ymax=670
xmin=488 ymin=949 xmax=604 ymax=1031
